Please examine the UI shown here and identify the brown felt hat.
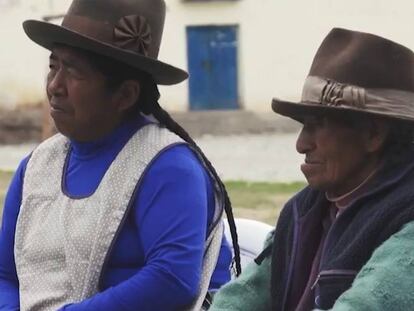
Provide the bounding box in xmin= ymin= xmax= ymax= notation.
xmin=23 ymin=0 xmax=188 ymax=85
xmin=272 ymin=28 xmax=414 ymax=123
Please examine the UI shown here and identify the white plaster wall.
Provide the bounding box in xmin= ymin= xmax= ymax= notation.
xmin=1 ymin=0 xmax=414 ymax=112
xmin=0 ymin=0 xmax=70 ymax=109
xmin=160 ymin=0 xmax=414 ymax=111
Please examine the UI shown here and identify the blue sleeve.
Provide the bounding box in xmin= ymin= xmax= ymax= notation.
xmin=62 ymin=145 xmax=208 ymax=311
xmin=0 ymin=156 xmax=30 ymax=311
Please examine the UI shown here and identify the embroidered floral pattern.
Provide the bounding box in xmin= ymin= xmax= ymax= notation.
xmin=113 ymin=15 xmax=152 ymax=56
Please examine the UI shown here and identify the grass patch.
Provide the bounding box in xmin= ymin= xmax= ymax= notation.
xmin=224 ymin=181 xmax=306 ymax=224
xmin=0 ymin=170 xmax=13 ymax=216
xmin=0 ymin=170 xmax=13 ymax=190
xmin=0 ymin=171 xmax=305 ymax=226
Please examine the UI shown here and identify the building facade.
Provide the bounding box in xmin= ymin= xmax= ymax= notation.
xmin=1 ymin=0 xmax=414 ymax=111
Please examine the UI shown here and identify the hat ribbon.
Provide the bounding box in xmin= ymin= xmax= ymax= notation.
xmin=301 ymin=76 xmax=414 ymax=119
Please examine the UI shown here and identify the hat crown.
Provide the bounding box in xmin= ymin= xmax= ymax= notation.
xmin=272 ymin=28 xmax=414 ymax=124
xmin=309 ymin=28 xmax=414 ymax=92
xmin=23 ymin=0 xmax=188 ymax=84
xmin=64 ymin=0 xmax=165 ymax=58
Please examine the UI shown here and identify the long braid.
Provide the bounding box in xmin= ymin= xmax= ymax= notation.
xmin=152 ymin=102 xmax=242 ymax=276
xmin=139 ymin=85 xmax=241 ymax=275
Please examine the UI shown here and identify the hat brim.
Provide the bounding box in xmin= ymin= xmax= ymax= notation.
xmin=23 ymin=20 xmax=188 ymax=85
xmin=272 ymin=98 xmax=414 ymax=124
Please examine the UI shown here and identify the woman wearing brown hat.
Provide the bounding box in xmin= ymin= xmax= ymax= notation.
xmin=0 ymin=0 xmax=241 ymax=310
xmin=210 ymin=28 xmax=414 ymax=311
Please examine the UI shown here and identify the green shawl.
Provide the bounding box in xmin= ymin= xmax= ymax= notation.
xmin=210 ymin=222 xmax=414 ymax=311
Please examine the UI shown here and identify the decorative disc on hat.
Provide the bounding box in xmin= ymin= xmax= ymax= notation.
xmin=114 ymin=15 xmax=152 ymax=56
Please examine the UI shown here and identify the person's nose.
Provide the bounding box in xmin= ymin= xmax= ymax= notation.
xmin=47 ymin=69 xmax=66 ymax=98
xmin=296 ymin=126 xmax=314 ymax=154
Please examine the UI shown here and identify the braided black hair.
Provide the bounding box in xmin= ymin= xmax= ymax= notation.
xmin=80 ymin=47 xmax=242 ymax=275
xmin=143 ymin=85 xmax=241 ymax=276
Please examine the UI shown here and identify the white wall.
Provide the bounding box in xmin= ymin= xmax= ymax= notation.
xmin=160 ymin=0 xmax=414 ymax=111
xmin=0 ymin=0 xmax=70 ymax=109
xmin=1 ymin=0 xmax=414 ymax=111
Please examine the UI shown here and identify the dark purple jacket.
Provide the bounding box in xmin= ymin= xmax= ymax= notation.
xmin=270 ymin=149 xmax=414 ymax=310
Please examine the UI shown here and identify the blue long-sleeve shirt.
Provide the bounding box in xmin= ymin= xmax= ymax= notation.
xmin=0 ymin=116 xmax=231 ymax=311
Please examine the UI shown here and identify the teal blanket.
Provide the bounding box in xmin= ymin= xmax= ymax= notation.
xmin=211 ymin=222 xmax=414 ymax=311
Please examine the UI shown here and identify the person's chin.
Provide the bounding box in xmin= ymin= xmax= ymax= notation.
xmin=301 ymin=171 xmax=325 ymax=190
xmin=306 ymin=181 xmax=324 ymax=190
xmin=53 ymin=122 xmax=73 ymax=138
xmin=50 ymin=108 xmax=71 ymax=125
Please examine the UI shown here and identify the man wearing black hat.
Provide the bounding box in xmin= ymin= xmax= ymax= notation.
xmin=0 ymin=0 xmax=242 ymax=310
xmin=211 ymin=28 xmax=414 ymax=311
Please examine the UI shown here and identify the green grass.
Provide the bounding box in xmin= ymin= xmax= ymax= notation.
xmin=224 ymin=181 xmax=305 ymax=224
xmin=0 ymin=171 xmax=305 ymax=225
xmin=0 ymin=170 xmax=13 ymax=216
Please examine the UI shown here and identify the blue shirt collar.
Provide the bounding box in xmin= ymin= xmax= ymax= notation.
xmin=70 ymin=115 xmax=151 ymax=159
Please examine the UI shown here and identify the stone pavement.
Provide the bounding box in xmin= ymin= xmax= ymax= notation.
xmin=0 ymin=132 xmax=306 ymax=182
xmin=196 ymin=132 xmax=305 ymax=182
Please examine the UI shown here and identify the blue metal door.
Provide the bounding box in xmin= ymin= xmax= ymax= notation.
xmin=187 ymin=26 xmax=239 ymax=110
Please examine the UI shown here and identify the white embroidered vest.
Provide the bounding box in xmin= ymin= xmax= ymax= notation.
xmin=14 ymin=123 xmax=225 ymax=311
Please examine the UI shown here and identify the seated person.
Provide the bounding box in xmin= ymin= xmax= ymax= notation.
xmin=0 ymin=0 xmax=242 ymax=310
xmin=211 ymin=27 xmax=414 ymax=311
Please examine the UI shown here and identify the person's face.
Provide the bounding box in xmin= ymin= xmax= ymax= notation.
xmin=296 ymin=115 xmax=380 ymax=196
xmin=47 ymin=46 xmax=122 ymax=141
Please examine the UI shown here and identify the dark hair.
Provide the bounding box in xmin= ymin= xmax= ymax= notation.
xmin=382 ymin=120 xmax=414 ymax=163
xmin=81 ymin=48 xmax=242 ymax=275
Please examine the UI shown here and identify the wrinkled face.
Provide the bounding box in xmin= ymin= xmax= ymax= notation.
xmin=47 ymin=46 xmax=122 ymax=141
xmin=296 ymin=116 xmax=378 ymax=196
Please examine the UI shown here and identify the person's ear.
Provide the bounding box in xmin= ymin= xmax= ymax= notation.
xmin=114 ymin=80 xmax=141 ymax=112
xmin=365 ymin=119 xmax=390 ymax=153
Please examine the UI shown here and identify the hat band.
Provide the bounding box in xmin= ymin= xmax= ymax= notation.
xmin=301 ymin=76 xmax=414 ymax=120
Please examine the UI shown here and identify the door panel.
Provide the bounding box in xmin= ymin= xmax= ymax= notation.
xmin=187 ymin=26 xmax=239 ymax=110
